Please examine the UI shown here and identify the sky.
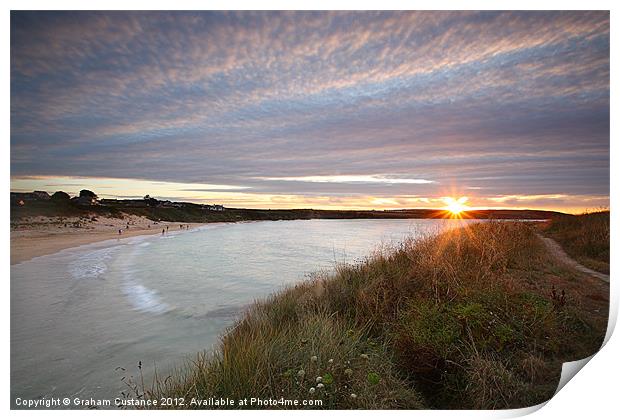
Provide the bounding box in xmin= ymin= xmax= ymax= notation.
xmin=10 ymin=11 xmax=610 ymax=213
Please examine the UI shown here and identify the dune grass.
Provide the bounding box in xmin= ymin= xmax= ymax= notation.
xmin=141 ymin=221 xmax=608 ymax=409
xmin=544 ymin=211 xmax=610 ymax=274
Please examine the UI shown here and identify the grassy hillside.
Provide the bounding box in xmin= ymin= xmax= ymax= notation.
xmin=543 ymin=211 xmax=610 ymax=274
xmin=138 ymin=222 xmax=608 ymax=409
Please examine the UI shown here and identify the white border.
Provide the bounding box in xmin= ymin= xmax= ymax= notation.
xmin=4 ymin=2 xmax=616 ymax=420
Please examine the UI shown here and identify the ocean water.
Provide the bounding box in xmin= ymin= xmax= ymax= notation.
xmin=11 ymin=218 xmax=478 ymax=403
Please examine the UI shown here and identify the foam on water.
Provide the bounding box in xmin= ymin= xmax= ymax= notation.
xmin=121 ymin=281 xmax=171 ymax=314
xmin=119 ymin=237 xmax=171 ymax=315
xmin=68 ymin=246 xmax=121 ymax=280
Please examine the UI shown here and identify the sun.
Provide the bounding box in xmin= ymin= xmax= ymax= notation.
xmin=443 ymin=196 xmax=469 ymax=216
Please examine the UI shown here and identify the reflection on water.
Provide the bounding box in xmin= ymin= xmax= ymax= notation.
xmin=11 ymin=218 xmax=477 ymax=402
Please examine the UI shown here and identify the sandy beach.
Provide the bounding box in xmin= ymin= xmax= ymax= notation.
xmin=10 ymin=215 xmax=205 ymax=265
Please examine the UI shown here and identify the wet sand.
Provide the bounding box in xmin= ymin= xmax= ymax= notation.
xmin=11 ymin=215 xmax=205 ymax=265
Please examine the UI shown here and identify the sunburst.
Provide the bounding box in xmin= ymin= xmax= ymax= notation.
xmin=443 ymin=196 xmax=469 ymax=216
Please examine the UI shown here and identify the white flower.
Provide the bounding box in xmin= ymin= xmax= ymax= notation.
xmin=328 ymin=359 xmax=334 ymax=364
xmin=310 ymin=355 xmax=318 ymax=362
xmin=297 ymin=369 xmax=305 ymax=377
xmin=360 ymin=353 xmax=369 ymax=359
xmin=309 ymin=387 xmax=316 ymax=394
xmin=350 ymin=393 xmax=357 ymax=399
xmin=317 ymin=383 xmax=325 ymax=389
xmin=316 ymin=376 xmax=323 ymax=383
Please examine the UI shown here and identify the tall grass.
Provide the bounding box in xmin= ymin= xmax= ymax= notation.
xmin=544 ymin=211 xmax=610 ymax=274
xmin=143 ymin=222 xmax=608 ymax=409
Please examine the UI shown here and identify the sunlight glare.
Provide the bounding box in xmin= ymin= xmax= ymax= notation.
xmin=443 ymin=196 xmax=469 ymax=215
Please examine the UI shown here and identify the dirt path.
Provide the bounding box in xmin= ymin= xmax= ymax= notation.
xmin=536 ymin=234 xmax=609 ymax=283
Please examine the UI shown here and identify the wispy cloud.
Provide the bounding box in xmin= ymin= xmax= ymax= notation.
xmin=256 ymin=175 xmax=434 ymax=184
xmin=10 ymin=11 xmax=609 ymax=212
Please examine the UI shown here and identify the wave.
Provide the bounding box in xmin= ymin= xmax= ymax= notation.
xmin=120 ymin=240 xmax=171 ymax=315
xmin=68 ymin=246 xmax=122 ymax=280
xmin=121 ymin=280 xmax=171 ymax=315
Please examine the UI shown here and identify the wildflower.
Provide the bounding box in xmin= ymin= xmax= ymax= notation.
xmin=360 ymin=353 xmax=369 ymax=359
xmin=317 ymin=383 xmax=325 ymax=389
xmin=309 ymin=387 xmax=316 ymax=394
xmin=310 ymin=355 xmax=318 ymax=362
xmin=350 ymin=393 xmax=357 ymax=399
xmin=316 ymin=376 xmax=323 ymax=383
xmin=344 ymin=368 xmax=353 ymax=377
xmin=322 ymin=373 xmax=334 ymax=384
xmin=328 ymin=358 xmax=334 ymax=364
xmin=297 ymin=369 xmax=305 ymax=377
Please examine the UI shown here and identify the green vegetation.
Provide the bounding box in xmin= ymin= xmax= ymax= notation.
xmin=544 ymin=211 xmax=610 ymax=274
xmin=140 ymin=222 xmax=607 ymax=409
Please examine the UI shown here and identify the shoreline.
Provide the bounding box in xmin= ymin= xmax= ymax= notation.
xmin=10 ymin=216 xmax=548 ymax=266
xmin=11 ymin=221 xmax=206 ymax=265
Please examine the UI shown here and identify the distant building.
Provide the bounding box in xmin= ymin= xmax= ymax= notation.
xmin=99 ymin=199 xmax=118 ymax=206
xmin=71 ymin=196 xmax=99 ymax=206
xmin=157 ymin=200 xmax=183 ymax=208
xmin=11 ymin=191 xmax=50 ymax=204
xmin=119 ymin=199 xmax=147 ymax=208
xmin=33 ymin=190 xmax=51 ymax=200
xmin=204 ymin=204 xmax=225 ymax=211
xmin=70 ymin=189 xmax=100 ymax=206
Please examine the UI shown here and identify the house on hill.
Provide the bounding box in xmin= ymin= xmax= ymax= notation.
xmin=204 ymin=204 xmax=225 ymax=211
xmin=71 ymin=189 xmax=99 ymax=206
xmin=11 ymin=190 xmax=50 ymax=205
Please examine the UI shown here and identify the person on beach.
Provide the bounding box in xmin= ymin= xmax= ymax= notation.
xmin=162 ymin=228 xmax=165 ymax=235
xmin=118 ymin=229 xmax=122 ymax=235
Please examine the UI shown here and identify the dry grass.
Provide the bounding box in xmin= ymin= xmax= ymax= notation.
xmin=141 ymin=221 xmax=608 ymax=409
xmin=543 ymin=210 xmax=610 ymax=274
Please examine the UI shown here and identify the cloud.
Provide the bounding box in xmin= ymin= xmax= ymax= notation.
xmin=255 ymin=175 xmax=434 ymax=184
xmin=10 ymin=11 xmax=609 ymax=212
